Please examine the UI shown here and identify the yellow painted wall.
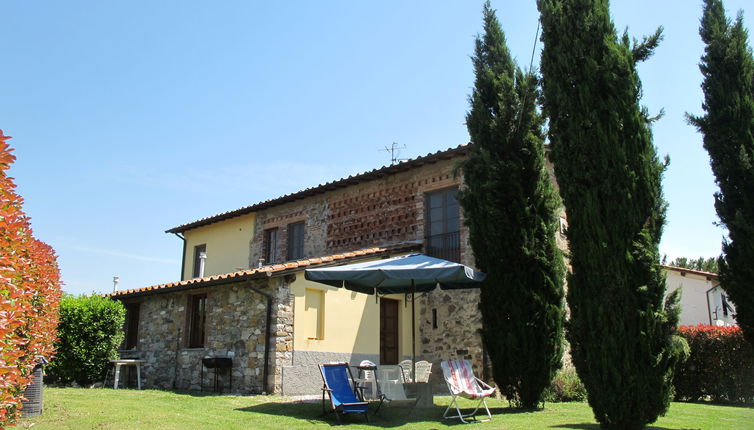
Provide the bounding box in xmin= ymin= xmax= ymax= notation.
xmin=290 ymin=266 xmax=418 ymax=361
xmin=182 ymin=214 xmax=256 ymax=280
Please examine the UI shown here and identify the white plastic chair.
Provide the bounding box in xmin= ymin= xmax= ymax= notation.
xmin=353 ymin=360 xmax=378 ymax=400
xmin=398 ymin=359 xmax=432 ymax=383
xmin=440 ymin=360 xmax=496 ymax=423
xmin=414 ymin=360 xmax=432 ymax=383
xmin=398 ymin=359 xmax=413 ymax=382
xmin=376 ymin=365 xmax=408 ymax=401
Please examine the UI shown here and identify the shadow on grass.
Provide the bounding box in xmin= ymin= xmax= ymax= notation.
xmin=675 ymin=399 xmax=754 ymax=409
xmin=237 ymin=400 xmax=540 ymax=427
xmin=94 ymin=387 xmax=236 ymax=398
xmin=551 ymin=424 xmax=698 ymax=430
xmin=171 ymin=390 xmax=235 ymax=398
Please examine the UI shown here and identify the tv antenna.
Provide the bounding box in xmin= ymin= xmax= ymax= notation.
xmin=380 ymin=142 xmax=407 ymax=165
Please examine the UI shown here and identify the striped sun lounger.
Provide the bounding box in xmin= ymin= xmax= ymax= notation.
xmin=440 ymin=360 xmax=496 ymax=423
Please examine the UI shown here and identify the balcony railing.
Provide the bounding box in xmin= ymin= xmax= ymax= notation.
xmin=425 ymin=231 xmax=461 ymax=263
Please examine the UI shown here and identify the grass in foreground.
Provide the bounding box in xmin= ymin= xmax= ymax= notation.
xmin=18 ymin=387 xmax=754 ymax=430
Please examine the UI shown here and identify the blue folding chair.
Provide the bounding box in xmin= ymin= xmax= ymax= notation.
xmin=319 ymin=362 xmax=369 ymax=424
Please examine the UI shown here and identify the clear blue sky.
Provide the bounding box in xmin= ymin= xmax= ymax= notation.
xmin=1 ymin=1 xmax=750 ymax=295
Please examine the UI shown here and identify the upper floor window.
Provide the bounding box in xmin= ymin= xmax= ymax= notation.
xmin=193 ymin=244 xmax=207 ymax=278
xmin=425 ymin=188 xmax=460 ymax=262
xmin=287 ymin=222 xmax=305 ymax=260
xmin=263 ymin=228 xmax=279 ymax=265
xmin=187 ymin=294 xmax=207 ymax=348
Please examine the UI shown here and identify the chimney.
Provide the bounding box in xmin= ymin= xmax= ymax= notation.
xmin=113 ymin=276 xmax=120 ymax=292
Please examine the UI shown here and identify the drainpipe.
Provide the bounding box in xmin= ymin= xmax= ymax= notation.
xmin=247 ymin=280 xmax=273 ymax=394
xmin=172 ymin=232 xmax=186 ymax=281
xmin=705 ymin=284 xmax=718 ymax=325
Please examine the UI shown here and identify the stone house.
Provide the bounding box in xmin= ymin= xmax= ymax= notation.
xmin=106 ymin=142 xmax=713 ymax=396
xmin=108 ymin=145 xmax=540 ymax=395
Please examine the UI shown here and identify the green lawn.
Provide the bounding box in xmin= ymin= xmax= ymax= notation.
xmin=18 ymin=387 xmax=753 ymax=430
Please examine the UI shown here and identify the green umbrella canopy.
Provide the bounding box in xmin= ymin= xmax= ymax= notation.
xmin=303 ymin=253 xmax=486 ymax=295
xmin=305 ymin=253 xmax=485 ymax=378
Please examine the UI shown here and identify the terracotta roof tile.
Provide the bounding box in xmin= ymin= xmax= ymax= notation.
xmin=106 ymin=242 xmax=421 ymax=299
xmin=663 ymin=265 xmax=719 ymax=278
xmin=166 ymin=145 xmax=469 ymax=234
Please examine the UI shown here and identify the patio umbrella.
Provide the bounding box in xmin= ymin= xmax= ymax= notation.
xmin=304 ymin=253 xmax=486 ymax=381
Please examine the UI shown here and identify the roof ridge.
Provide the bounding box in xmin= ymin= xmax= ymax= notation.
xmin=166 ymin=144 xmax=469 ymax=233
xmin=662 ymin=264 xmax=719 ymax=278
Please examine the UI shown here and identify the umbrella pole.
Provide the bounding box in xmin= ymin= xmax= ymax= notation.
xmin=411 ymin=279 xmax=416 ymax=383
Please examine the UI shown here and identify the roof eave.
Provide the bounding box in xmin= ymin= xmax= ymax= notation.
xmin=109 ymin=271 xmax=264 ymax=299
xmin=108 ymin=242 xmax=423 ymax=300
xmin=166 ymin=144 xmax=469 ymax=234
xmin=662 ymin=264 xmax=719 ymax=278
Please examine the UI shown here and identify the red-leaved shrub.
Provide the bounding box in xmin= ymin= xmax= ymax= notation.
xmin=0 ymin=130 xmax=62 ymax=426
xmin=674 ymin=324 xmax=754 ymax=403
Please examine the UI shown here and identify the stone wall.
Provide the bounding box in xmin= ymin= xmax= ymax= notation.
xmin=270 ymin=275 xmax=294 ymax=394
xmin=280 ymin=351 xmax=380 ymax=396
xmin=123 ymin=271 xmax=419 ymax=396
xmin=249 ymin=200 xmax=329 ymax=267
xmin=418 ymin=289 xmax=485 ymax=389
xmin=248 ymin=157 xmax=467 ymax=264
xmin=121 ymin=279 xmax=272 ymax=394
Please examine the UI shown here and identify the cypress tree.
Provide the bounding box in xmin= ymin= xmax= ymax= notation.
xmin=688 ymin=0 xmax=754 ymax=347
xmin=537 ymin=1 xmax=686 ymax=428
xmin=458 ymin=1 xmax=565 ymax=408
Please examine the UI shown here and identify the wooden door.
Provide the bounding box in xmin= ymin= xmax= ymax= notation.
xmin=380 ymin=298 xmax=400 ymax=364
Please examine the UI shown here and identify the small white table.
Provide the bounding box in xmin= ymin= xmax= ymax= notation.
xmin=110 ymin=359 xmax=144 ymax=389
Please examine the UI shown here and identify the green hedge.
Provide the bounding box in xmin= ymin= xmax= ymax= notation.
xmin=674 ymin=325 xmax=754 ymax=403
xmin=46 ymin=294 xmax=125 ymax=386
xmin=543 ymin=368 xmax=587 ymax=403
